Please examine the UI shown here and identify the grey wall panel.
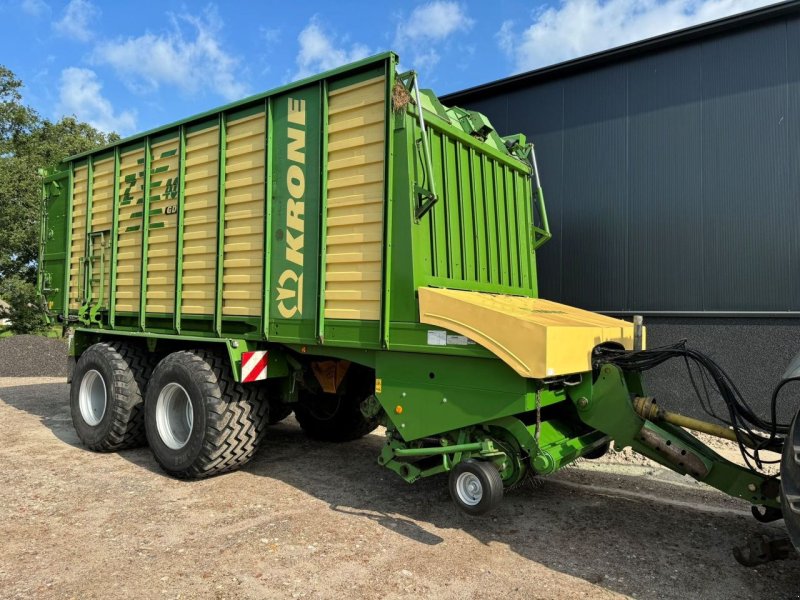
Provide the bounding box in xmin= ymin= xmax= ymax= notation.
xmin=644 ymin=317 xmax=800 ymax=424
xmin=560 ymin=66 xmax=628 ymax=310
xmin=700 ymin=22 xmax=791 ymax=311
xmin=506 ymin=83 xmax=564 ymax=300
xmin=785 ymin=17 xmax=800 ymax=310
xmin=460 ymin=96 xmax=508 ymax=135
xmin=627 ymin=46 xmax=703 ymax=311
xmin=450 ymin=16 xmax=800 ymax=315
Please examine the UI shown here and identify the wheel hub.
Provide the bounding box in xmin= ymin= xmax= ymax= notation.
xmin=78 ymin=369 xmax=107 ymax=426
xmin=456 ymin=472 xmax=483 ymax=506
xmin=156 ymin=382 xmax=194 ymax=450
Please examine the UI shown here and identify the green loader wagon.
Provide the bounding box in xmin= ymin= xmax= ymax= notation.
xmin=38 ymin=53 xmax=800 ymax=560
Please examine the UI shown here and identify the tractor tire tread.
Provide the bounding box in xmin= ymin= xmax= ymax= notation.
xmin=294 ymin=397 xmax=378 ymax=443
xmin=154 ymin=349 xmax=268 ymax=479
xmin=79 ymin=341 xmax=154 ymax=452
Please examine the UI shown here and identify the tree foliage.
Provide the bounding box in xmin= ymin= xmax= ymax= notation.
xmin=0 ymin=65 xmax=119 ymax=332
xmin=0 ymin=277 xmax=47 ymax=334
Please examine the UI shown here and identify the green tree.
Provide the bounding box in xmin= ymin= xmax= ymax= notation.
xmin=0 ymin=65 xmax=118 ymax=333
xmin=0 ymin=278 xmax=46 ymax=333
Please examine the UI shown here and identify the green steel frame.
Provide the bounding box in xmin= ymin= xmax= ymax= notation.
xmin=138 ymin=137 xmax=152 ymax=331
xmin=174 ymin=125 xmax=187 ymax=334
xmin=262 ymin=99 xmax=273 ymax=340
xmin=316 ymin=80 xmax=329 ymax=345
xmin=76 ymin=157 xmax=94 ymax=324
xmin=214 ymin=114 xmax=227 ymax=336
xmin=381 ymin=59 xmax=397 ymax=348
xmin=109 ymin=148 xmax=121 ymax=327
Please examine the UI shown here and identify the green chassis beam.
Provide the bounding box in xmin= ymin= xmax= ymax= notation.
xmin=71 ymin=328 xmax=289 ymax=382
xmin=569 ymin=363 xmax=781 ymax=509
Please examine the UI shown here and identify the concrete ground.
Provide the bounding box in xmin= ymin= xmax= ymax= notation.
xmin=0 ymin=377 xmax=798 ymax=600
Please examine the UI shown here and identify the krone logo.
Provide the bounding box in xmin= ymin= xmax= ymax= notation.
xmin=276 ymin=269 xmax=303 ymax=318
xmin=274 ymin=95 xmax=306 ymax=320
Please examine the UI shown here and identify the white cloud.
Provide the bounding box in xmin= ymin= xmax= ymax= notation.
xmin=53 ymin=0 xmax=97 ymax=42
xmin=394 ymin=1 xmax=473 ymax=70
xmin=261 ymin=26 xmax=281 ymax=45
xmin=395 ymin=1 xmax=474 ymax=45
xmin=58 ymin=67 xmax=136 ymax=135
xmin=21 ymin=0 xmax=49 ymax=17
xmin=294 ymin=18 xmax=370 ymax=80
xmin=498 ymin=0 xmax=781 ymax=72
xmin=92 ymin=7 xmax=247 ymax=101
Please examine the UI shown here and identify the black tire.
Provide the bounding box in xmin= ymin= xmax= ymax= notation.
xmin=267 ymin=403 xmax=293 ymax=425
xmin=262 ymin=378 xmax=293 ymax=425
xmin=144 ymin=349 xmax=268 ymax=479
xmin=781 ymin=409 xmax=800 ymax=551
xmin=70 ymin=341 xmax=155 ymax=452
xmin=294 ymin=364 xmax=378 ymax=442
xmin=584 ymin=440 xmax=611 ymax=460
xmin=449 ymin=459 xmax=504 ymax=516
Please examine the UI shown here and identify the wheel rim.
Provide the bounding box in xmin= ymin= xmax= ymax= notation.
xmin=78 ymin=369 xmax=107 ymax=426
xmin=155 ymin=382 xmax=194 ymax=450
xmin=455 ymin=471 xmax=483 ymax=506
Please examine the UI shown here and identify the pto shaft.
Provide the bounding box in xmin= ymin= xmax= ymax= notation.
xmin=633 ymin=396 xmax=759 ymax=449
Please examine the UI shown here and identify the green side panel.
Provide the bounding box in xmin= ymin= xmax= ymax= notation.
xmin=318 ymin=61 xmax=391 ymax=347
xmin=375 ymin=351 xmax=546 ymax=441
xmin=385 ymin=109 xmax=418 ymax=324
xmin=267 ymin=61 xmax=391 ymax=347
xmin=383 ymin=97 xmax=538 ymax=336
xmin=267 ymin=82 xmax=322 ymax=344
xmin=39 ymin=168 xmax=71 ymax=316
xmin=412 ymin=122 xmax=535 ymax=295
xmin=40 ymin=52 xmax=542 ymax=364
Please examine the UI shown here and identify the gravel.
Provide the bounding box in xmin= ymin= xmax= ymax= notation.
xmin=1 ymin=379 xmax=798 ymax=599
xmin=0 ymin=335 xmax=68 ymax=377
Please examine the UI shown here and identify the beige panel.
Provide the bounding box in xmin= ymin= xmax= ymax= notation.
xmin=418 ymin=287 xmax=642 ymax=379
xmin=182 ymin=126 xmax=219 ymax=315
xmin=324 ymin=76 xmax=385 ymax=321
xmin=89 ymin=158 xmax=114 ymax=308
xmin=68 ymin=166 xmax=88 ymax=310
xmin=114 ymin=149 xmax=145 ymax=313
xmin=223 ymin=112 xmax=265 ymax=317
xmin=146 ymin=138 xmax=179 ymax=314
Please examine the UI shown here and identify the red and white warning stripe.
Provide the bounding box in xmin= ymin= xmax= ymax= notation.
xmin=241 ymin=350 xmax=268 ymax=383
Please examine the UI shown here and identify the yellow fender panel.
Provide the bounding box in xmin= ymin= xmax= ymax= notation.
xmin=418 ymin=287 xmax=643 ymax=379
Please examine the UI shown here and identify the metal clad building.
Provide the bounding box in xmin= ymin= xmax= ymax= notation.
xmin=443 ymin=2 xmax=800 ymax=419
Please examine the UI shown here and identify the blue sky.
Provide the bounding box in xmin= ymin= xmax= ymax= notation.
xmin=0 ymin=0 xmax=783 ymax=137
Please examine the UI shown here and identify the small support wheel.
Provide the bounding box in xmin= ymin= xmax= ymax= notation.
xmin=449 ymin=459 xmax=504 ymax=516
xmin=584 ymin=440 xmax=611 ymax=460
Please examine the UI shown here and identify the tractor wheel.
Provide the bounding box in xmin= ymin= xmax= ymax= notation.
xmin=144 ymin=350 xmax=268 ymax=479
xmin=267 ymin=403 xmax=293 ymax=425
xmin=780 ymin=408 xmax=800 ymax=551
xmin=70 ymin=341 xmax=155 ymax=451
xmin=294 ymin=364 xmax=378 ymax=442
xmin=262 ymin=378 xmax=293 ymax=425
xmin=449 ymin=459 xmax=504 ymax=516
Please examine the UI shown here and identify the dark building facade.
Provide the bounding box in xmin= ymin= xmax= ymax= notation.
xmin=443 ymin=1 xmax=800 ymax=420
